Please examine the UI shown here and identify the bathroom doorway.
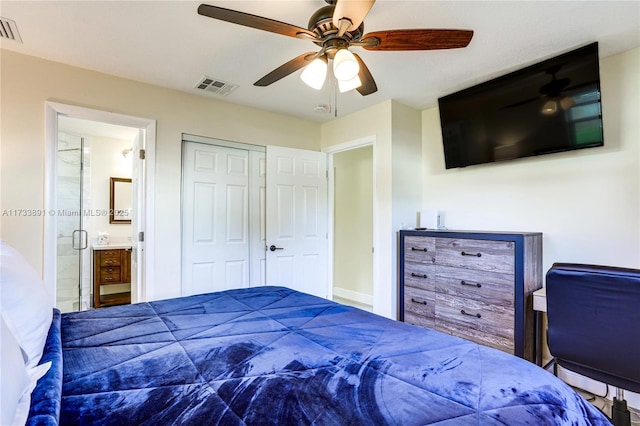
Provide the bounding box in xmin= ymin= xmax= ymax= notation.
xmin=45 ymin=102 xmax=156 ymax=312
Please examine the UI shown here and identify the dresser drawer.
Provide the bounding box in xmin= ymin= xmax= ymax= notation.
xmin=404 ymin=262 xmax=435 ymax=292
xmin=404 ymin=236 xmax=436 ymax=264
xmin=436 ymin=238 xmax=514 ymax=274
xmin=101 ymin=265 xmax=120 ymax=275
xmin=100 ymin=250 xmax=121 ymax=259
xmin=435 ymin=318 xmax=514 ymax=354
xmin=99 ymin=272 xmax=121 ymax=284
xmin=435 ymin=265 xmax=514 ymax=307
xmin=435 ymin=293 xmax=514 ymax=352
xmin=99 ymin=255 xmax=121 ymax=267
xmin=404 ymin=286 xmax=435 ymax=329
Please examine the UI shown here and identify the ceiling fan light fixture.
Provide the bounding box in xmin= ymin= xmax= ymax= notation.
xmin=333 ymin=49 xmax=359 ymax=81
xmin=300 ymin=58 xmax=327 ymax=90
xmin=541 ymin=99 xmax=558 ymax=115
xmin=338 ymin=75 xmax=362 ymax=93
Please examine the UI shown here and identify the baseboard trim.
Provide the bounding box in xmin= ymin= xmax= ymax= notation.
xmin=333 ymin=287 xmax=373 ymax=307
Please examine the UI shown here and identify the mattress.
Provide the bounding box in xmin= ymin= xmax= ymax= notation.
xmin=46 ymin=286 xmax=610 ymax=425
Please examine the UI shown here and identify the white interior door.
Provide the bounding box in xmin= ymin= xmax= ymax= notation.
xmin=182 ymin=142 xmax=249 ymax=296
xmin=266 ymin=146 xmax=328 ymax=298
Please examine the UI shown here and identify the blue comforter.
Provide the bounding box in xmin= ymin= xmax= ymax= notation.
xmin=50 ymin=286 xmax=609 ymax=425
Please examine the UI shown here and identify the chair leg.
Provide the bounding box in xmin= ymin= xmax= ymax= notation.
xmin=611 ymin=389 xmax=631 ymax=426
xmin=542 ymin=357 xmax=556 ymax=374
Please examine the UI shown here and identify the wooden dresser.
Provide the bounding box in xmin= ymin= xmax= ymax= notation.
xmin=93 ymin=247 xmax=131 ymax=308
xmin=399 ymin=230 xmax=542 ymax=362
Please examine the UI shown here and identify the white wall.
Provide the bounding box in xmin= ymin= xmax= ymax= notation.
xmin=0 ymin=49 xmax=321 ymax=301
xmin=421 ymin=47 xmax=640 ymax=273
xmin=89 ymin=136 xmax=133 ymax=244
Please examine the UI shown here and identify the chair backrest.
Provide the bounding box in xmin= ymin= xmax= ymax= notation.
xmin=546 ymin=263 xmax=640 ymax=393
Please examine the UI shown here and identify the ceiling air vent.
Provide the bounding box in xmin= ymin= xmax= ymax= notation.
xmin=0 ymin=17 xmax=22 ymax=43
xmin=194 ymin=76 xmax=238 ymax=96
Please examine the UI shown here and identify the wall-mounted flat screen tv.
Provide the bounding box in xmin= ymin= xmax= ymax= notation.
xmin=438 ymin=42 xmax=603 ymax=169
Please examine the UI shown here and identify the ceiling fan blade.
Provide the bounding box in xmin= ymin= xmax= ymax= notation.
xmin=198 ymin=4 xmax=318 ymax=40
xmin=361 ymin=29 xmax=473 ymax=51
xmin=332 ymin=0 xmax=375 ymax=34
xmin=353 ymin=54 xmax=377 ymax=96
xmin=254 ymin=52 xmax=317 ymax=87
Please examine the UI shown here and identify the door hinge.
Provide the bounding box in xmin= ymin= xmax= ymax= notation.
xmin=138 ymin=231 xmax=144 ymax=242
xmin=139 ymin=149 xmax=146 ymax=160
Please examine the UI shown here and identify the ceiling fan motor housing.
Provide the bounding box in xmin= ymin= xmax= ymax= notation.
xmin=308 ymin=5 xmax=364 ymax=49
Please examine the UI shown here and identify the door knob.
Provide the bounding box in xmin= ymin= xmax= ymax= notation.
xmin=269 ymin=245 xmax=284 ymax=252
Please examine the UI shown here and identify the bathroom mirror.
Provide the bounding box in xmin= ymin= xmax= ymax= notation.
xmin=109 ymin=177 xmax=132 ymax=224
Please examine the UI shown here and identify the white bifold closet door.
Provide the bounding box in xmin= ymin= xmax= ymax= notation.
xmin=182 ymin=142 xmax=256 ymax=295
xmin=182 ymin=140 xmax=327 ymax=298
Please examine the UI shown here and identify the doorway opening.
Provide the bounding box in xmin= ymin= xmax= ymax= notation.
xmin=44 ymin=102 xmax=156 ymax=311
xmin=325 ymin=136 xmax=376 ymax=312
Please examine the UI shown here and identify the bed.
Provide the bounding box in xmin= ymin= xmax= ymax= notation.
xmin=22 ymin=286 xmax=611 ymax=425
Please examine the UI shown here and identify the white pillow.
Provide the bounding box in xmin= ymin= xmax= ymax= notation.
xmin=1 ymin=315 xmax=30 ymax=425
xmin=0 ymin=240 xmax=53 ymax=369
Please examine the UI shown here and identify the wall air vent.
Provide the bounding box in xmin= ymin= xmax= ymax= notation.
xmin=0 ymin=17 xmax=22 ymax=43
xmin=194 ymin=76 xmax=238 ymax=96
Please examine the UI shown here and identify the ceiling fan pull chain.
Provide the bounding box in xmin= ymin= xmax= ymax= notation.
xmin=334 ymin=79 xmax=338 ymax=118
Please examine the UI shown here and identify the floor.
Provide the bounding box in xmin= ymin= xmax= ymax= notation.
xmin=332 ymin=296 xmax=373 ymax=312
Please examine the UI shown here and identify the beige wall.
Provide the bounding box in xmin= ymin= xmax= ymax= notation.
xmin=0 ymin=49 xmax=320 ymax=300
xmin=333 ymin=146 xmax=373 ymax=299
xmin=3 ymin=46 xmax=637 ymax=311
xmin=322 ymin=100 xmax=422 ymax=318
xmin=421 ymin=47 xmax=640 ymax=273
xmin=322 ymin=101 xmax=394 ymax=316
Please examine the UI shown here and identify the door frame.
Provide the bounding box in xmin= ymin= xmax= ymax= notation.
xmin=323 ymin=135 xmax=377 ymax=306
xmin=44 ymin=101 xmax=156 ymax=306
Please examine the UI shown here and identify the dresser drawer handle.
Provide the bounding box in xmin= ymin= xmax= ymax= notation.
xmin=411 ymin=247 xmax=428 ymax=252
xmin=461 ymin=309 xmax=481 ymax=318
xmin=461 ymin=251 xmax=481 ymax=258
xmin=106 ymin=267 xmax=114 ymax=272
xmin=105 ymin=260 xmax=116 ymax=265
xmin=411 ymin=298 xmax=427 ymax=305
xmin=411 ymin=273 xmax=428 ymax=279
xmin=104 ymin=277 xmax=114 ymax=281
xmin=461 ymin=280 xmax=481 ymax=288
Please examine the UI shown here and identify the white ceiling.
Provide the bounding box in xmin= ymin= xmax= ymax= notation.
xmin=1 ymin=1 xmax=639 ymax=123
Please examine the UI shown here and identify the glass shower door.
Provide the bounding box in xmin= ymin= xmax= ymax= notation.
xmin=56 ymin=133 xmax=88 ymax=312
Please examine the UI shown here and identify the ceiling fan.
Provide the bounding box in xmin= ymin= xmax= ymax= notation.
xmin=197 ymin=0 xmax=474 ymax=96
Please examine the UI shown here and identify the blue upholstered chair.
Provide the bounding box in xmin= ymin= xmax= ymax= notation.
xmin=546 ymin=263 xmax=640 ymax=426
